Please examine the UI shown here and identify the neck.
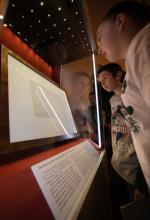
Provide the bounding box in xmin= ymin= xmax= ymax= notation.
xmin=114 ymin=82 xmax=122 ymax=96
xmin=122 ymin=25 xmax=141 ymax=59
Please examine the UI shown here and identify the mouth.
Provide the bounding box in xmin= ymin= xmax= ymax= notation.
xmin=103 ymin=51 xmax=107 ymax=58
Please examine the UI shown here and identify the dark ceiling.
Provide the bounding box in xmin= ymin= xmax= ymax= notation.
xmin=4 ymin=0 xmax=92 ymax=67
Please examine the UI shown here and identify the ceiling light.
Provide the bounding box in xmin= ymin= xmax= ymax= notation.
xmin=71 ymin=35 xmax=74 ymax=38
xmin=75 ymin=12 xmax=78 ymax=15
xmin=30 ymin=9 xmax=34 ymax=13
xmin=25 ymin=38 xmax=27 ymax=41
xmin=12 ymin=4 xmax=15 ymax=7
xmin=45 ymin=29 xmax=47 ymax=31
xmin=17 ymin=32 xmax=21 ymax=35
xmin=40 ymin=2 xmax=44 ymax=6
xmin=81 ymin=30 xmax=84 ymax=33
xmin=68 ymin=27 xmax=71 ymax=30
xmin=48 ymin=14 xmax=51 ymax=17
xmin=3 ymin=24 xmax=7 ymax=27
xmin=53 ymin=23 xmax=56 ymax=27
xmin=38 ymin=20 xmax=41 ymax=23
xmin=30 ymin=25 xmax=32 ymax=28
xmin=0 ymin=15 xmax=4 ymax=20
xmin=9 ymin=23 xmax=13 ymax=27
xmin=57 ymin=7 xmax=62 ymax=11
xmin=58 ymin=32 xmax=61 ymax=35
xmin=22 ymin=15 xmax=25 ymax=18
xmin=63 ymin=18 xmax=67 ymax=21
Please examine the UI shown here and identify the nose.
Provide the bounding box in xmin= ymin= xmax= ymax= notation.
xmin=102 ymin=82 xmax=105 ymax=87
xmin=97 ymin=38 xmax=101 ymax=54
xmin=101 ymin=81 xmax=106 ymax=88
xmin=97 ymin=40 xmax=102 ymax=54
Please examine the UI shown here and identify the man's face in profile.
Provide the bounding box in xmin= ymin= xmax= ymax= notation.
xmin=74 ymin=76 xmax=90 ymax=97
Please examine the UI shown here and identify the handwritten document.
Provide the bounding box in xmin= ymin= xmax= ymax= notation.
xmin=31 ymin=140 xmax=105 ymax=220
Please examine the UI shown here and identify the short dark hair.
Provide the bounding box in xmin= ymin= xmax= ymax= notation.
xmin=102 ymin=1 xmax=150 ymax=28
xmin=97 ymin=63 xmax=125 ymax=82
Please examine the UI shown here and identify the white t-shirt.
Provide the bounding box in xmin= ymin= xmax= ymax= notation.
xmin=110 ymin=95 xmax=139 ymax=185
xmin=121 ymin=23 xmax=150 ymax=191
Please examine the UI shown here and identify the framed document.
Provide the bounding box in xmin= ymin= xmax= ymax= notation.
xmin=0 ymin=45 xmax=78 ymax=158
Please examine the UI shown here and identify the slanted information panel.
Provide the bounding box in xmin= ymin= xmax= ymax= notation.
xmin=31 ymin=140 xmax=104 ymax=220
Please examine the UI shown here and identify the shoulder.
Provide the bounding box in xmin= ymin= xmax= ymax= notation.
xmin=127 ymin=23 xmax=150 ymax=58
xmin=110 ymin=95 xmax=121 ymax=105
xmin=126 ymin=23 xmax=150 ymax=82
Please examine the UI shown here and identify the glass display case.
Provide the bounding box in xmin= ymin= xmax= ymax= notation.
xmin=0 ymin=0 xmax=110 ymax=157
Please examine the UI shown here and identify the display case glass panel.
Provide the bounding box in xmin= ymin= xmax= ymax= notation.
xmin=0 ymin=47 xmax=78 ymax=157
xmin=8 ymin=54 xmax=77 ymax=143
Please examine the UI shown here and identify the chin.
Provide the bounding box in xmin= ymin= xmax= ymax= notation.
xmin=105 ymin=88 xmax=111 ymax=92
xmin=106 ymin=54 xmax=119 ymax=62
xmin=107 ymin=57 xmax=117 ymax=62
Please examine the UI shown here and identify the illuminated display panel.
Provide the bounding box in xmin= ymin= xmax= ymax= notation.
xmin=8 ymin=54 xmax=77 ymax=143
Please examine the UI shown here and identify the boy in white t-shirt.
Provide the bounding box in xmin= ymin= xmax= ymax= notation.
xmin=96 ymin=0 xmax=150 ymax=193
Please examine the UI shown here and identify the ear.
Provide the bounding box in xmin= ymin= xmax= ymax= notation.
xmin=115 ymin=13 xmax=127 ymax=32
xmin=115 ymin=71 xmax=122 ymax=80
